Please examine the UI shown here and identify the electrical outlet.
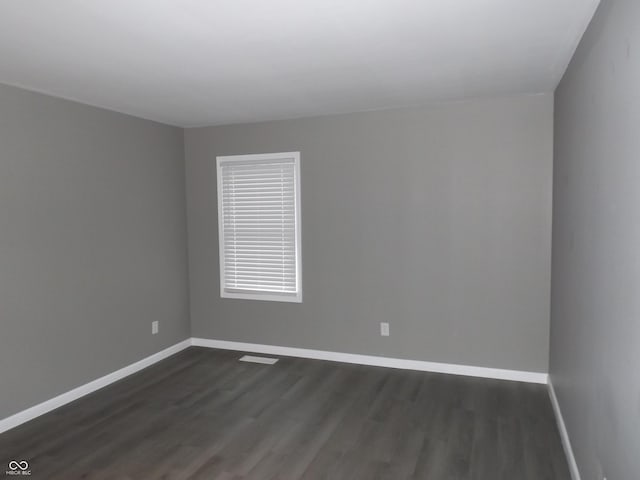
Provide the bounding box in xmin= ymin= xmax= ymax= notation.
xmin=152 ymin=321 xmax=159 ymax=335
xmin=380 ymin=322 xmax=389 ymax=336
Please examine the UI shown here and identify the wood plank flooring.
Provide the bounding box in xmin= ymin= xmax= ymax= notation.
xmin=0 ymin=347 xmax=570 ymax=479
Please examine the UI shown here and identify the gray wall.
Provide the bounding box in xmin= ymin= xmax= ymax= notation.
xmin=185 ymin=94 xmax=553 ymax=373
xmin=551 ymin=2 xmax=640 ymax=479
xmin=0 ymin=83 xmax=190 ymax=420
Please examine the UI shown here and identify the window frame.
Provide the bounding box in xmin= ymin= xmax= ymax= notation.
xmin=216 ymin=151 xmax=302 ymax=303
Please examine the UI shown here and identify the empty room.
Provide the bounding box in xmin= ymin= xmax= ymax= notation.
xmin=0 ymin=1 xmax=637 ymax=479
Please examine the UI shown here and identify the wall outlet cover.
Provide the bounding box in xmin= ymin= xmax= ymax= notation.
xmin=380 ymin=322 xmax=390 ymax=336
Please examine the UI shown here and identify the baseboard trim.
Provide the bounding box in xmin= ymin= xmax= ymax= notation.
xmin=548 ymin=380 xmax=581 ymax=480
xmin=0 ymin=339 xmax=192 ymax=434
xmin=191 ymin=338 xmax=548 ymax=384
xmin=0 ymin=337 xmax=549 ymax=435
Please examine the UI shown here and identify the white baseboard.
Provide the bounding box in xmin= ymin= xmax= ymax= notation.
xmin=0 ymin=339 xmax=192 ymax=434
xmin=0 ymin=337 xmax=549 ymax=436
xmin=548 ymin=380 xmax=581 ymax=480
xmin=191 ymin=338 xmax=548 ymax=384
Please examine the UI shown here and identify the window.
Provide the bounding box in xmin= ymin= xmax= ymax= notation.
xmin=216 ymin=152 xmax=302 ymax=303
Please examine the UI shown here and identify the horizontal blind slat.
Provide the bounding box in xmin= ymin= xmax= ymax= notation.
xmin=224 ymin=255 xmax=296 ymax=260
xmin=222 ymin=174 xmax=294 ymax=182
xmin=223 ymin=260 xmax=296 ymax=267
xmin=225 ymin=274 xmax=296 ymax=280
xmin=225 ymin=282 xmax=297 ymax=288
xmin=225 ymin=267 xmax=296 ymax=274
xmin=225 ymin=280 xmax=297 ymax=287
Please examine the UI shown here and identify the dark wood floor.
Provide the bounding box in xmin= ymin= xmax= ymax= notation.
xmin=1 ymin=347 xmax=570 ymax=479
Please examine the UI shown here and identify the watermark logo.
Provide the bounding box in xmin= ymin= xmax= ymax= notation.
xmin=6 ymin=461 xmax=30 ymax=476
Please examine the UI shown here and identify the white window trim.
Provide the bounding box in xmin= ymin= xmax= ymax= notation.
xmin=216 ymin=152 xmax=302 ymax=303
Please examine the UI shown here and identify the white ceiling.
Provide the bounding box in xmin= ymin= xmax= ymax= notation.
xmin=0 ymin=0 xmax=599 ymax=127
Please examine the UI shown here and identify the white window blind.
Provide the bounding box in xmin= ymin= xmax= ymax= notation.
xmin=216 ymin=152 xmax=302 ymax=303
